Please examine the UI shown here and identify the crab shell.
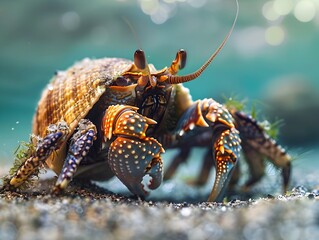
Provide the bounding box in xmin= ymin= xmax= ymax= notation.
xmin=33 ymin=57 xmax=134 ymax=175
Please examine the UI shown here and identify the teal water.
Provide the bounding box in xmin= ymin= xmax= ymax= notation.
xmin=1 ymin=0 xmax=319 ymax=164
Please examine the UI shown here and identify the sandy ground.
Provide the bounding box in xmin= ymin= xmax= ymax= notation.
xmin=1 ymin=172 xmax=319 ymax=240
xmin=1 ymin=149 xmax=319 ymax=240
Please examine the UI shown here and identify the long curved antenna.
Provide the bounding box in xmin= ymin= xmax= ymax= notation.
xmin=166 ymin=0 xmax=239 ymax=84
xmin=123 ymin=17 xmax=143 ymax=50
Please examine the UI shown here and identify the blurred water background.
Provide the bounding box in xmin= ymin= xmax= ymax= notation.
xmin=0 ymin=0 xmax=319 ymax=188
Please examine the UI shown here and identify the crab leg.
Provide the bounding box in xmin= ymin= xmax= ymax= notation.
xmin=9 ymin=122 xmax=69 ymax=188
xmin=193 ymin=149 xmax=214 ymax=186
xmin=53 ymin=119 xmax=97 ymax=193
xmin=231 ymin=110 xmax=291 ymax=193
xmin=102 ymin=105 xmax=165 ymax=197
xmin=240 ymin=143 xmax=266 ymax=191
xmin=174 ymin=99 xmax=241 ymax=202
xmin=163 ymin=147 xmax=191 ymax=181
xmin=165 ymin=146 xmax=214 ymax=185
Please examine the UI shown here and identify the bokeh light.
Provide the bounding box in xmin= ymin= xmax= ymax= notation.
xmin=262 ymin=0 xmax=319 ymax=24
xmin=273 ymin=0 xmax=294 ymax=15
xmin=61 ymin=11 xmax=80 ymax=31
xmin=138 ymin=0 xmax=208 ymax=24
xmin=262 ymin=1 xmax=281 ymax=21
xmin=265 ymin=25 xmax=285 ymax=46
xmin=294 ymin=0 xmax=316 ymax=22
xmin=187 ymin=0 xmax=207 ymax=8
xmin=233 ymin=27 xmax=266 ymax=56
xmin=140 ymin=0 xmax=160 ymax=15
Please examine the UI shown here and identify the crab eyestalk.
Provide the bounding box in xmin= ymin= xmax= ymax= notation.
xmin=134 ymin=49 xmax=157 ymax=87
xmin=168 ymin=49 xmax=187 ymax=75
xmin=208 ymin=127 xmax=241 ymax=202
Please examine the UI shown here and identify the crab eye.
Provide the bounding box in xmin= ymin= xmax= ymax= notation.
xmin=134 ymin=49 xmax=146 ymax=70
xmin=115 ymin=76 xmax=131 ymax=86
xmin=177 ymin=49 xmax=187 ymax=70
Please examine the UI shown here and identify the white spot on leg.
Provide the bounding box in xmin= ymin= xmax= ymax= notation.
xmin=141 ymin=174 xmax=153 ymax=193
xmin=179 ymin=130 xmax=185 ymax=136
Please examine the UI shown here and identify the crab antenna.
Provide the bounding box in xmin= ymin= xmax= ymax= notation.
xmin=166 ymin=0 xmax=239 ymax=84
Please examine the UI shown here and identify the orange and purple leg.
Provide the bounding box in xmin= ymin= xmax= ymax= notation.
xmin=9 ymin=122 xmax=69 ymax=188
xmin=53 ymin=119 xmax=97 ymax=193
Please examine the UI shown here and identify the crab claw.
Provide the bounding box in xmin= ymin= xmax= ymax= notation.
xmin=108 ymin=136 xmax=164 ymax=197
xmin=208 ymin=128 xmax=241 ymax=202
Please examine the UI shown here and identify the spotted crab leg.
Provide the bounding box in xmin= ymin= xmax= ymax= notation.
xmin=231 ymin=110 xmax=291 ymax=193
xmin=53 ymin=119 xmax=97 ymax=193
xmin=9 ymin=121 xmax=69 ymax=188
xmin=174 ymin=99 xmax=241 ymax=202
xmin=102 ymin=105 xmax=165 ymax=197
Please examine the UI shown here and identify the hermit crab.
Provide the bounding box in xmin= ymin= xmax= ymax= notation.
xmin=1 ymin=0 xmax=291 ymax=202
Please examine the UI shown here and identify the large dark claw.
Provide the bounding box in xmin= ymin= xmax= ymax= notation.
xmin=208 ymin=128 xmax=241 ymax=202
xmin=108 ymin=136 xmax=164 ymax=197
xmin=171 ymin=99 xmax=241 ymax=202
xmin=146 ymin=157 xmax=163 ymax=190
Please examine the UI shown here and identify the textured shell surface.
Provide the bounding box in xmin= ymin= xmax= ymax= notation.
xmin=32 ymin=57 xmax=133 ymax=173
xmin=33 ymin=57 xmax=133 ymax=138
